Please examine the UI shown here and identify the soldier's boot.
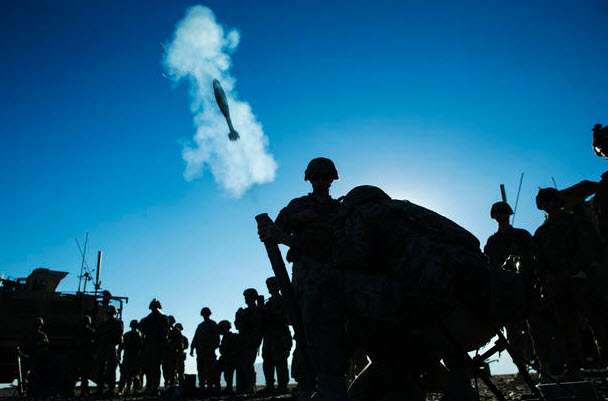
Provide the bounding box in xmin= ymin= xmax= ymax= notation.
xmin=260 ymin=358 xmax=276 ymax=395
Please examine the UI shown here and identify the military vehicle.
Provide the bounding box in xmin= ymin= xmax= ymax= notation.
xmin=0 ymin=264 xmax=127 ymax=394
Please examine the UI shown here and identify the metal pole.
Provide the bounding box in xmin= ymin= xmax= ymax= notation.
xmin=95 ymin=251 xmax=102 ymax=295
xmin=512 ymin=173 xmax=524 ymax=225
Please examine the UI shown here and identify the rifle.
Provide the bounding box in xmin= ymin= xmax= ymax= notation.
xmin=255 ymin=213 xmax=312 ymax=368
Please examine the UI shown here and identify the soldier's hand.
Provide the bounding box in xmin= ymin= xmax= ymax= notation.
xmin=258 ymin=221 xmax=291 ymax=245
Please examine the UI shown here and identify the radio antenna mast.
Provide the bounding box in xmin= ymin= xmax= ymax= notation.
xmin=512 ymin=173 xmax=524 ymax=225
xmin=76 ymin=232 xmax=89 ymax=293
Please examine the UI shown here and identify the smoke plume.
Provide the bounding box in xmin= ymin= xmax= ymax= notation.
xmin=164 ymin=5 xmax=277 ymax=197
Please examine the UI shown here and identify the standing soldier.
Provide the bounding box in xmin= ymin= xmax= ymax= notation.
xmin=257 ymin=157 xmax=348 ymax=401
xmin=139 ymin=298 xmax=169 ymax=395
xmin=72 ymin=315 xmax=95 ymax=396
xmin=235 ymin=288 xmax=263 ymax=394
xmin=117 ymin=320 xmax=143 ymax=394
xmin=261 ymin=277 xmax=292 ymax=394
xmin=95 ymin=305 xmax=123 ymax=395
xmin=483 ymin=201 xmax=535 ymax=362
xmin=174 ymin=323 xmax=189 ymax=386
xmin=163 ymin=316 xmax=178 ymax=387
xmin=534 ymin=188 xmax=603 ymax=380
xmin=95 ymin=290 xmax=113 ymax=327
xmin=22 ymin=317 xmax=49 ymax=396
xmin=190 ymin=307 xmax=220 ymax=392
xmin=217 ymin=320 xmax=242 ymax=394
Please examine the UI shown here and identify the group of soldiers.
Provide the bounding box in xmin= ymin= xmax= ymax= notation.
xmin=22 ymin=278 xmax=292 ymax=397
xmin=20 ymin=123 xmax=608 ymax=401
xmin=484 ymin=123 xmax=608 ymax=383
xmin=252 ymin=123 xmax=608 ymax=401
xmin=188 ymin=277 xmax=292 ymax=395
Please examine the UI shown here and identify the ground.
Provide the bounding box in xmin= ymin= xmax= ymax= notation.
xmin=1 ymin=375 xmax=608 ymax=400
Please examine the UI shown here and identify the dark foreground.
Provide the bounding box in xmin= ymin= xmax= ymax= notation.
xmin=2 ymin=375 xmax=608 ymax=401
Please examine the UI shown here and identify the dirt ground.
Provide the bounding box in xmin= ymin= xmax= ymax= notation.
xmin=1 ymin=374 xmax=607 ymax=400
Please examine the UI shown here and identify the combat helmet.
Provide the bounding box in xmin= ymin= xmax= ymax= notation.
xmin=107 ymin=305 xmax=118 ymax=316
xmin=305 ymin=157 xmax=339 ymax=181
xmin=593 ymin=124 xmax=608 ymax=158
xmin=536 ymin=187 xmax=564 ymax=210
xmin=149 ymin=298 xmax=162 ymax=310
xmin=337 ymin=185 xmax=391 ymax=221
xmin=490 ymin=201 xmax=514 ymax=219
xmin=175 ymin=323 xmax=184 ymax=331
xmin=129 ymin=319 xmax=138 ymax=329
xmin=243 ymin=288 xmax=258 ymax=298
xmin=218 ymin=320 xmax=232 ymax=332
xmin=265 ymin=276 xmax=278 ymax=287
xmin=200 ymin=307 xmax=211 ymax=317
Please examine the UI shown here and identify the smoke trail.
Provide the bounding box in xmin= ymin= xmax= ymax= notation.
xmin=164 ymin=5 xmax=277 ymax=197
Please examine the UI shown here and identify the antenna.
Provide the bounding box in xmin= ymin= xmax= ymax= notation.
xmin=76 ymin=232 xmax=89 ymax=293
xmin=551 ymin=177 xmax=558 ymax=189
xmin=512 ymin=173 xmax=524 ymax=225
xmin=94 ymin=251 xmax=103 ymax=295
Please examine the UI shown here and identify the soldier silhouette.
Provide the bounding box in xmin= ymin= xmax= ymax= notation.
xmin=191 ymin=307 xmax=220 ymax=392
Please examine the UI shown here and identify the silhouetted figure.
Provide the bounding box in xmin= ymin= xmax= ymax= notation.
xmin=330 ymin=185 xmax=526 ymax=401
xmin=483 ymin=201 xmax=535 ymax=366
xmin=164 ymin=317 xmax=188 ymax=388
xmin=163 ymin=315 xmax=178 ymax=387
xmin=22 ymin=317 xmax=49 ymax=396
xmin=95 ymin=290 xmax=113 ymax=327
xmin=191 ymin=307 xmax=220 ymax=391
xmin=139 ymin=298 xmax=169 ymax=394
xmin=71 ymin=315 xmax=95 ymax=396
xmin=95 ymin=305 xmax=123 ymax=395
xmin=258 ymin=157 xmax=347 ymax=401
xmin=261 ymin=276 xmax=292 ymax=394
xmin=235 ymin=288 xmax=263 ymax=394
xmin=217 ymin=320 xmax=242 ymax=394
xmin=118 ymin=320 xmax=143 ymax=394
xmin=174 ymin=323 xmax=189 ymax=386
xmin=534 ymin=188 xmax=603 ymax=380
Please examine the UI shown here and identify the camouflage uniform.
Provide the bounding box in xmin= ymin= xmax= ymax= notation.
xmin=191 ymin=314 xmax=220 ymax=389
xmin=331 ymin=185 xmax=508 ymax=401
xmin=118 ymin=321 xmax=143 ymax=393
xmin=275 ymin=193 xmax=346 ymax=388
xmin=139 ymin=301 xmax=169 ymax=393
xmin=262 ymin=283 xmax=293 ymax=392
xmin=95 ymin=310 xmax=123 ymax=393
xmin=218 ymin=320 xmax=242 ymax=392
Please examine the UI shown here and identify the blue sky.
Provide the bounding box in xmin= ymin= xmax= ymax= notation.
xmin=1 ymin=1 xmax=607 ymax=376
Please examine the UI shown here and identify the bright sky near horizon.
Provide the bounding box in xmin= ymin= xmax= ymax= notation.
xmin=1 ymin=1 xmax=608 ymax=377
